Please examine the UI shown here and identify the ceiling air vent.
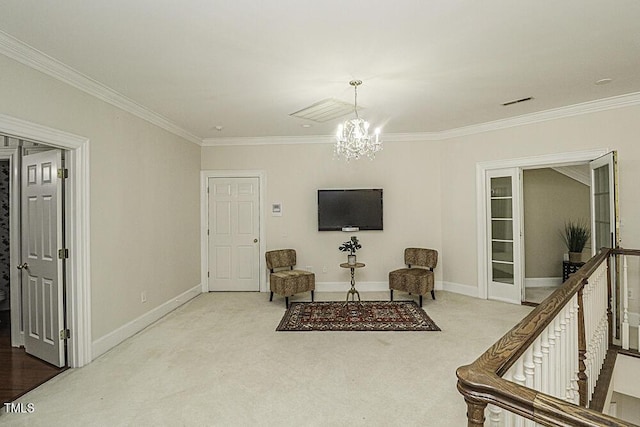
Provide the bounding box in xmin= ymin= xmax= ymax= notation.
xmin=290 ymin=98 xmax=358 ymax=123
xmin=502 ymin=97 xmax=534 ymax=106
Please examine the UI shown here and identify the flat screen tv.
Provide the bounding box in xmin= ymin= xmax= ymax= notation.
xmin=317 ymin=189 xmax=383 ymax=231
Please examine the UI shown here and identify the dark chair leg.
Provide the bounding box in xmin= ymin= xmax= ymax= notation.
xmin=285 ymin=296 xmax=289 ymax=309
xmin=419 ymin=295 xmax=423 ymax=307
xmin=390 ymin=289 xmax=394 ymax=301
xmin=431 ymin=290 xmax=436 ymax=300
xmin=269 ymin=291 xmax=274 ymax=302
xmin=311 ymin=290 xmax=315 ymax=302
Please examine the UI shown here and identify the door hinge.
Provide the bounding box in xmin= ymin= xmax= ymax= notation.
xmin=207 ymin=229 xmax=210 ymax=236
xmin=58 ymin=248 xmax=69 ymax=259
xmin=207 ymin=271 xmax=210 ymax=278
xmin=57 ymin=168 xmax=69 ymax=179
xmin=59 ymin=329 xmax=70 ymax=340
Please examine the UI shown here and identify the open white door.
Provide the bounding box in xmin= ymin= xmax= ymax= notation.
xmin=590 ymin=151 xmax=619 ymax=253
xmin=20 ymin=150 xmax=65 ymax=367
xmin=590 ymin=151 xmax=619 ymax=338
xmin=208 ymin=177 xmax=260 ymax=291
xmin=487 ymin=168 xmax=523 ymax=304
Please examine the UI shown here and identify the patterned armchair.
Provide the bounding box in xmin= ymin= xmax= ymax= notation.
xmin=265 ymin=249 xmax=315 ymax=308
xmin=389 ymin=248 xmax=438 ymax=307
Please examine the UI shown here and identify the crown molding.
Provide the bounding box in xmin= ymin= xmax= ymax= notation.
xmin=3 ymin=30 xmax=639 ymax=148
xmin=204 ymin=92 xmax=640 ymax=146
xmin=201 ymin=131 xmax=444 ymax=146
xmin=0 ymin=30 xmax=202 ymax=146
xmin=438 ymin=91 xmax=640 ymax=140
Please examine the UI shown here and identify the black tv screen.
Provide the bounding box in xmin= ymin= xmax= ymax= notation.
xmin=318 ymin=189 xmax=383 ymax=231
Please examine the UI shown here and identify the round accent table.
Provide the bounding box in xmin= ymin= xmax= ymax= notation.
xmin=340 ymin=262 xmax=365 ymax=305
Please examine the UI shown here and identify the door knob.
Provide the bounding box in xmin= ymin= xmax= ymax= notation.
xmin=17 ymin=263 xmax=29 ymax=270
xmin=254 ymin=238 xmax=258 ymax=243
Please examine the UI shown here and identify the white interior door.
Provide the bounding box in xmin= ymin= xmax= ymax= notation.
xmin=208 ymin=177 xmax=260 ymax=291
xmin=487 ymin=168 xmax=523 ymax=304
xmin=20 ymin=150 xmax=65 ymax=367
xmin=590 ymin=151 xmax=618 ymax=253
xmin=590 ymin=151 xmax=619 ymax=337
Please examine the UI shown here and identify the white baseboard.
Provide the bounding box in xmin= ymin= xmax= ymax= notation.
xmin=525 ymin=277 xmax=563 ymax=288
xmin=92 ymin=284 xmax=201 ymax=359
xmin=439 ymin=281 xmax=480 ymax=298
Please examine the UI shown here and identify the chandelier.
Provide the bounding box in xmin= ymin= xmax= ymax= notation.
xmin=335 ymin=80 xmax=382 ymax=160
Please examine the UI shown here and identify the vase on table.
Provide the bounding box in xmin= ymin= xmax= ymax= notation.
xmin=347 ymin=254 xmax=356 ymax=265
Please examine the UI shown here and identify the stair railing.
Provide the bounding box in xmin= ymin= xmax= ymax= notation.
xmin=457 ymin=248 xmax=637 ymax=426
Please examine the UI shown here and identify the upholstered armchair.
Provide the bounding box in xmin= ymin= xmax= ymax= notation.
xmin=265 ymin=249 xmax=315 ymax=308
xmin=389 ymin=248 xmax=438 ymax=307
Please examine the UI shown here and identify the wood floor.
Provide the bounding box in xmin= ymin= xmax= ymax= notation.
xmin=0 ymin=310 xmax=66 ymax=405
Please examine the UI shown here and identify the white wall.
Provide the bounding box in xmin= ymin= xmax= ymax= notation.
xmin=201 ymin=140 xmax=444 ymax=286
xmin=0 ymin=55 xmax=201 ymax=345
xmin=440 ymin=105 xmax=640 ymax=314
xmin=611 ymin=354 xmax=640 ymax=402
xmin=203 ymin=104 xmax=640 ymax=312
xmin=610 ymin=392 xmax=640 ymax=425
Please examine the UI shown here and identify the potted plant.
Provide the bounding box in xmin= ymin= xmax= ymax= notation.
xmin=561 ymin=220 xmax=590 ymax=263
xmin=339 ymin=236 xmax=362 ymax=265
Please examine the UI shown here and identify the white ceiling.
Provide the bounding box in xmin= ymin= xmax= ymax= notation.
xmin=1 ymin=0 xmax=639 ymax=141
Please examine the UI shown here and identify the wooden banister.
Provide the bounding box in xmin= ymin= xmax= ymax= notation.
xmin=457 ymin=249 xmax=639 ymax=426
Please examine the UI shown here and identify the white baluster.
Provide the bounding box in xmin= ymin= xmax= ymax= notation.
xmin=547 ymin=318 xmax=557 ymax=397
xmin=523 ymin=347 xmax=536 ymax=427
xmin=488 ymin=404 xmax=503 ymax=427
xmin=555 ymin=316 xmax=563 ymax=397
xmin=559 ymin=305 xmax=568 ymax=401
xmin=533 ymin=335 xmax=542 ymax=392
xmin=504 ymin=371 xmax=515 ymax=427
xmin=540 ymin=328 xmax=550 ymax=394
xmin=622 ymin=255 xmax=629 ymax=350
xmin=513 ymin=359 xmax=525 ymax=427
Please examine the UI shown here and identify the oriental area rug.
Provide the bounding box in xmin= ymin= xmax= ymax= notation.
xmin=276 ymin=301 xmax=441 ymax=332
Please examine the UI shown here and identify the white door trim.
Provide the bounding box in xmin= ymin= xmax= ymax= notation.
xmin=0 ymin=113 xmax=91 ymax=368
xmin=201 ymin=170 xmax=266 ymax=293
xmin=0 ymin=148 xmax=21 ymax=346
xmin=477 ymin=149 xmax=608 ymax=300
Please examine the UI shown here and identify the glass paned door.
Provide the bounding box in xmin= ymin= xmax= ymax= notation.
xmin=590 ymin=151 xmax=619 ymax=337
xmin=590 ymin=152 xmax=618 ymax=253
xmin=487 ymin=169 xmax=522 ymax=304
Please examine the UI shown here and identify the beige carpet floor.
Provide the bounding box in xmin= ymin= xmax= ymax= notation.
xmin=0 ymin=291 xmax=532 ymax=426
xmin=524 ymin=286 xmax=558 ymax=304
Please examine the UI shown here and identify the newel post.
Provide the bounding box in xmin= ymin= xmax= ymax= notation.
xmin=577 ymin=284 xmax=588 ymax=407
xmin=464 ymin=396 xmax=487 ymax=427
